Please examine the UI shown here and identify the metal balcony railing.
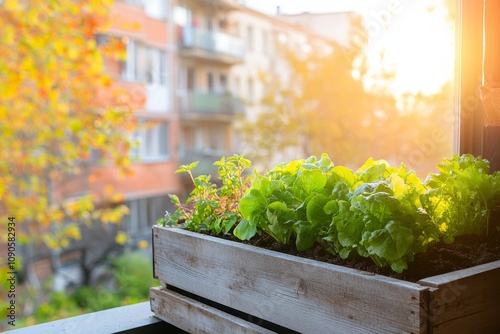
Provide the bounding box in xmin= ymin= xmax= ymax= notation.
xmin=179 ymin=92 xmax=245 ymax=116
xmin=180 ymin=26 xmax=244 ymax=60
xmin=197 ymin=0 xmax=241 ymax=10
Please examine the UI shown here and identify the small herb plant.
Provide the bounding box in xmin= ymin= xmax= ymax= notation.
xmin=156 ymin=154 xmax=252 ymax=235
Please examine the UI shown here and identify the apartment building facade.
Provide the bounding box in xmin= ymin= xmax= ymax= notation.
xmin=104 ymin=0 xmax=179 ymax=243
xmin=51 ymin=0 xmax=352 ymax=248
xmin=56 ymin=0 xmax=180 ymax=246
xmin=229 ymin=7 xmax=345 ymax=168
xmin=173 ymin=0 xmax=245 ymax=183
xmin=97 ymin=0 xmax=347 ymax=235
xmin=47 ymin=1 xmax=348 ymax=285
xmin=278 ymin=12 xmax=354 ymax=47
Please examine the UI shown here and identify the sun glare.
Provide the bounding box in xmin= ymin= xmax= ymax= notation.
xmin=249 ymin=0 xmax=455 ymax=96
xmin=363 ymin=1 xmax=455 ymax=95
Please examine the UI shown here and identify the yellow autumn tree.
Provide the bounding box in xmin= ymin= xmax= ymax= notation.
xmin=0 ymin=0 xmax=135 ymax=291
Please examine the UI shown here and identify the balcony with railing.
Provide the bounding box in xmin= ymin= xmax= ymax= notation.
xmin=178 ymin=26 xmax=245 ymax=64
xmin=178 ymin=91 xmax=245 ymax=121
xmin=194 ymin=0 xmax=242 ymax=11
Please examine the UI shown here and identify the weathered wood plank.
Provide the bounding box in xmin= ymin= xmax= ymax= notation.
xmin=418 ymin=260 xmax=500 ymax=334
xmin=152 ymin=226 xmax=428 ymax=334
xmin=150 ymin=286 xmax=276 ymax=334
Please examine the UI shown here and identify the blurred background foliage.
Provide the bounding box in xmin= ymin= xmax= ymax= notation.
xmin=15 ymin=252 xmax=158 ymax=328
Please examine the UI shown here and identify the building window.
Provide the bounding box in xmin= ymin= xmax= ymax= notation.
xmin=182 ymin=126 xmax=196 ymax=151
xmin=145 ymin=48 xmax=167 ymax=85
xmin=262 ymin=30 xmax=268 ymax=54
xmin=124 ymin=195 xmax=170 ymax=236
xmin=219 ymin=18 xmax=228 ymax=31
xmin=135 ymin=42 xmax=148 ymax=82
xmin=247 ymin=26 xmax=253 ymax=52
xmin=159 ymin=50 xmax=167 ymax=85
xmin=174 ymin=5 xmax=191 ymax=27
xmin=206 ymin=17 xmax=214 ymax=32
xmin=233 ymin=76 xmax=240 ymax=97
xmin=95 ymin=34 xmax=127 ymax=76
xmin=233 ymin=22 xmax=240 ymax=38
xmin=121 ymin=41 xmax=166 ymax=85
xmin=277 ymin=31 xmax=288 ymax=44
xmin=131 ymin=121 xmax=169 ymax=162
xmin=95 ymin=34 xmax=108 ymax=47
xmin=207 ymin=72 xmax=215 ymax=92
xmin=208 ymin=126 xmax=225 ymax=151
xmin=247 ymin=78 xmax=254 ymax=102
xmin=187 ymin=67 xmax=196 ymax=91
xmin=121 ymin=39 xmax=137 ymax=81
xmin=220 ymin=74 xmax=227 ymax=92
xmin=145 ymin=0 xmax=166 ymax=20
xmin=122 ymin=0 xmax=144 ymax=6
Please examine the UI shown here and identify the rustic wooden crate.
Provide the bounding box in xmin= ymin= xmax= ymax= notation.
xmin=151 ymin=226 xmax=500 ymax=334
xmin=418 ymin=261 xmax=500 ymax=333
xmin=150 ymin=287 xmax=276 ymax=334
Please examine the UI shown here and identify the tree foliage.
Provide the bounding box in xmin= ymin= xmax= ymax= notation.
xmin=0 ymin=0 xmax=135 ymax=254
xmin=14 ymin=252 xmax=158 ymax=328
xmin=239 ymin=16 xmax=453 ymax=175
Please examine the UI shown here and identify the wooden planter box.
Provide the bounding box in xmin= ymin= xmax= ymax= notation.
xmin=150 ymin=226 xmax=500 ymax=334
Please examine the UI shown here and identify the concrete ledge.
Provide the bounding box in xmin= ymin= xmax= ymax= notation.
xmin=7 ymin=302 xmax=185 ymax=334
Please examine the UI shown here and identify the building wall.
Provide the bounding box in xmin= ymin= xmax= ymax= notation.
xmin=55 ymin=1 xmax=179 ymax=242
xmin=108 ymin=1 xmax=168 ymax=45
xmin=229 ymin=9 xmax=274 ymax=122
xmin=278 ymin=12 xmax=354 ymax=47
xmin=174 ymin=0 xmax=244 ymax=172
xmin=30 ymin=0 xmax=353 ymax=288
xmin=228 ymin=7 xmax=338 ymax=166
xmin=57 ymin=1 xmax=343 ymax=220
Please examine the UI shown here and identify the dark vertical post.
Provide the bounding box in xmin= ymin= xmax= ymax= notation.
xmin=483 ymin=127 xmax=500 ymax=172
xmin=458 ymin=0 xmax=485 ymax=156
xmin=483 ymin=0 xmax=500 ymax=86
xmin=483 ymin=0 xmax=500 ymax=172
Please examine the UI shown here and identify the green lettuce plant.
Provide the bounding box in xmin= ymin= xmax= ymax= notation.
xmin=235 ymin=153 xmax=337 ymax=250
xmin=237 ymin=156 xmax=441 ymax=273
xmin=158 ymin=153 xmax=499 ymax=273
xmin=421 ymin=154 xmax=500 ymax=242
xmin=328 ymin=159 xmax=440 ymax=273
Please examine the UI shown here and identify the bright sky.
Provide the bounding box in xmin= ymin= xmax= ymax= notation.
xmin=246 ymin=0 xmax=455 ymax=96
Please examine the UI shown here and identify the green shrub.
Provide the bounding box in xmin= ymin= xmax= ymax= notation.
xmin=16 ymin=252 xmax=159 ymax=328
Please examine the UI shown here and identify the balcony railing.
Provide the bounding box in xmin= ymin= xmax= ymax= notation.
xmin=179 ymin=92 xmax=244 ymax=117
xmin=179 ymin=26 xmax=244 ymax=63
xmin=197 ymin=0 xmax=241 ymax=10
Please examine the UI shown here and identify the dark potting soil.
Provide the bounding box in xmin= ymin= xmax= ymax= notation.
xmin=220 ymin=231 xmax=500 ymax=283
